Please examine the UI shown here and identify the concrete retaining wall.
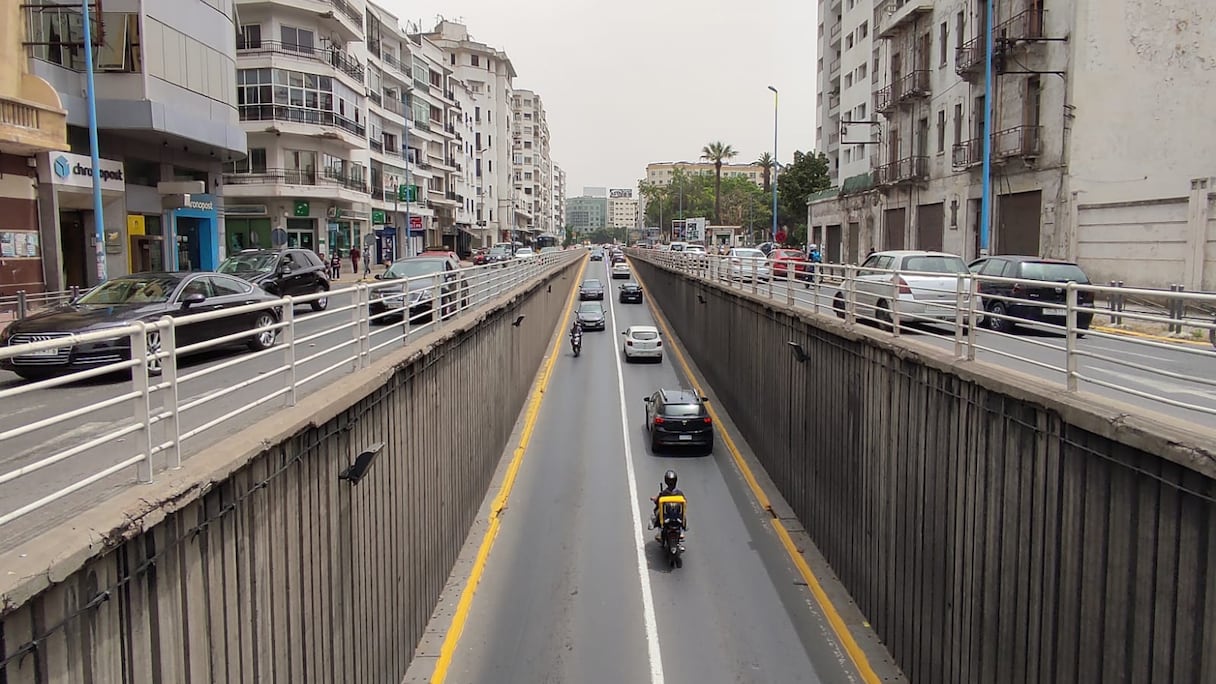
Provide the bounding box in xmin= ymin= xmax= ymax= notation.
xmin=0 ymin=258 xmax=583 ymax=683
xmin=631 ymin=256 xmax=1216 ymax=684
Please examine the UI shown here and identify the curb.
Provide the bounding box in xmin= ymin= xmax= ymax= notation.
xmin=1092 ymin=325 xmax=1212 ymax=348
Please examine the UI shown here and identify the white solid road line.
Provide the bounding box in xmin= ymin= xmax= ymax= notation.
xmin=606 ymin=260 xmax=666 ymax=684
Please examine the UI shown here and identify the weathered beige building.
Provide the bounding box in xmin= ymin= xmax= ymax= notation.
xmin=810 ymin=0 xmax=1216 ymax=290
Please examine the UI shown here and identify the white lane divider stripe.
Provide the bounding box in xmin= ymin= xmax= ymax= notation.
xmin=607 ymin=260 xmax=665 ymax=684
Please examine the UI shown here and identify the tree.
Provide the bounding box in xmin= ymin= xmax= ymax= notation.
xmin=776 ymin=150 xmax=831 ymax=235
xmin=755 ymin=152 xmax=775 ymax=195
xmin=700 ymin=141 xmax=737 ymax=225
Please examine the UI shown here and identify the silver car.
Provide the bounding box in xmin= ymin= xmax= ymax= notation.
xmin=832 ymin=250 xmax=975 ymax=326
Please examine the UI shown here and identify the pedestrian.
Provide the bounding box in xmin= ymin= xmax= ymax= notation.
xmin=349 ymin=246 xmax=361 ymax=275
xmin=330 ymin=250 xmax=342 ymax=279
xmin=362 ymin=249 xmax=371 ymax=276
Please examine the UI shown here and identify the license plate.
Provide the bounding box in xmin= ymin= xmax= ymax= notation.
xmin=1042 ymin=308 xmax=1065 ymax=317
xmin=19 ymin=347 xmax=60 ymax=357
xmin=679 ymin=434 xmax=693 ymax=441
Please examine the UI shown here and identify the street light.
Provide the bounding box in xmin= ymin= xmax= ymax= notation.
xmin=767 ymin=85 xmax=779 ymax=244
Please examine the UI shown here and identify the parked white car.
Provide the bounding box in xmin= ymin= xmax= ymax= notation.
xmin=725 ymin=247 xmax=771 ymax=281
xmin=622 ymin=325 xmax=663 ymax=362
xmin=832 ymin=250 xmax=975 ymax=327
xmin=516 ymin=247 xmax=535 ymax=259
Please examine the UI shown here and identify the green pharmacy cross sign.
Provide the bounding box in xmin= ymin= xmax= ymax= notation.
xmin=397 ymin=184 xmax=418 ymax=202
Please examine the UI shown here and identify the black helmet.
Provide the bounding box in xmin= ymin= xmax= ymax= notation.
xmin=663 ymin=469 xmax=678 ymax=489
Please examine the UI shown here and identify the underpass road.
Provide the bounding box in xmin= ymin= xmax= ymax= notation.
xmin=441 ymin=260 xmax=868 ymax=684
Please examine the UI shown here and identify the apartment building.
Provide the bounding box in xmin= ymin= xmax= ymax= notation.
xmin=226 ymin=0 xmax=369 ymax=259
xmin=23 ymin=0 xmax=246 ymax=290
xmin=810 ymin=0 xmax=1216 ymax=289
xmin=511 ymin=89 xmax=554 ymax=238
xmin=424 ymin=21 xmax=521 ymax=245
xmin=644 ymin=161 xmax=774 ymax=187
xmin=552 ymin=164 xmax=567 ymax=234
xmin=608 ymin=189 xmax=639 ymax=231
xmin=816 ymin=0 xmax=877 ymax=184
xmin=1 ymin=1 xmax=68 ymax=296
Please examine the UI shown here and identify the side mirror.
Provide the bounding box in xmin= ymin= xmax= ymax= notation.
xmin=643 ymin=396 xmax=652 ymax=402
xmin=181 ymin=292 xmax=206 ymax=308
xmin=700 ymin=396 xmax=710 ymax=402
xmin=279 ymin=264 xmax=292 ymax=275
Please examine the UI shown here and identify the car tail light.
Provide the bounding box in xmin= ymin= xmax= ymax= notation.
xmin=897 ymin=276 xmax=912 ymax=294
xmin=653 ymin=416 xmax=665 ymax=424
xmin=703 ymin=416 xmax=712 ymax=424
xmin=655 ymin=340 xmax=662 ymax=346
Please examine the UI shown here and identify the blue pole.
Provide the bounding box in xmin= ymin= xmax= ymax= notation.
xmin=769 ymin=86 xmax=779 ymax=243
xmin=80 ymin=0 xmax=108 ymax=282
xmin=978 ymin=0 xmax=994 ymax=256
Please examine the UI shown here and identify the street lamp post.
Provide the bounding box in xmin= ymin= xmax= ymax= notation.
xmin=978 ymin=0 xmax=995 ymax=257
xmin=81 ymin=0 xmax=107 ymax=282
xmin=767 ymin=85 xmax=779 ymax=245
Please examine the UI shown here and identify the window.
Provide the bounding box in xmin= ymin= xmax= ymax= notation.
xmin=225 ymin=148 xmax=267 ymax=174
xmin=27 ymin=7 xmax=143 ymax=73
xmin=237 ymin=68 xmax=335 ymax=120
xmin=956 ymin=11 xmax=965 ymax=49
xmin=953 ymin=103 xmax=963 ymax=145
xmin=857 ymin=63 xmax=867 ymax=79
xmin=280 ymin=26 xmax=314 ymax=54
xmin=917 ymin=117 xmax=929 ymax=157
xmin=845 ymin=73 xmax=853 ymax=88
xmin=472 ymin=54 xmax=480 ymax=66
xmin=858 ymin=21 xmax=868 ymax=38
xmin=937 ymin=110 xmax=946 ymax=153
xmin=238 ymin=24 xmax=261 ymax=50
xmin=845 ymin=34 xmax=854 ymax=50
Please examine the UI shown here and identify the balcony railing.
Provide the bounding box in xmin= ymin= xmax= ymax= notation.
xmin=237 ymin=41 xmax=364 ymax=81
xmin=0 ymin=99 xmax=41 ymax=130
xmin=328 ymin=0 xmax=363 ymax=27
xmin=239 ymin=104 xmax=366 ymax=138
xmin=369 ymin=139 xmax=383 ymax=152
xmin=368 ymin=90 xmax=382 ymax=106
xmin=955 ymin=35 xmax=985 ymax=77
xmin=382 ymin=96 xmax=405 ymax=116
xmin=955 ymin=9 xmax=1044 ymax=78
xmin=873 ymin=156 xmax=929 ymax=185
xmin=952 ymin=125 xmax=1042 ymax=170
xmin=222 ymin=167 xmax=368 ymax=193
xmin=876 ymin=70 xmax=930 ymax=112
xmin=876 ymin=0 xmax=933 ymax=39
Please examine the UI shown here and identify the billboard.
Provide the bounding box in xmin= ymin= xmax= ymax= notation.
xmin=685 ymin=217 xmax=706 ymax=242
xmin=609 ymin=188 xmax=633 ymax=199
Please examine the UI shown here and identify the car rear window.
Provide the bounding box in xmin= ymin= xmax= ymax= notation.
xmin=582 ymin=280 xmax=602 ymax=287
xmin=775 ymin=250 xmax=807 ymax=259
xmin=632 ymin=330 xmax=659 ymax=340
xmin=1020 ymin=262 xmax=1089 ymax=283
xmin=662 ymin=403 xmax=704 ymax=417
xmin=903 ymin=255 xmax=968 ymax=274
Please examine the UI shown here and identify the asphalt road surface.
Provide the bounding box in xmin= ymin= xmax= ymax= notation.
xmin=730 ymin=275 xmax=1216 ymax=426
xmin=0 ymin=266 xmax=531 ymax=552
xmin=441 ymin=260 xmax=864 ymax=684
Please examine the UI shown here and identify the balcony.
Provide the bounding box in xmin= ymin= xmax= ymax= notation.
xmin=830 ymin=23 xmax=842 ymax=44
xmin=955 ymin=9 xmax=1045 ymax=80
xmin=953 ymin=125 xmax=1042 ymax=170
xmin=222 ymin=167 xmax=368 ymax=194
xmin=239 ymin=104 xmax=366 ymax=141
xmin=0 ymin=76 xmax=68 ymax=155
xmin=237 ymin=41 xmax=365 ymax=82
xmin=876 ymin=0 xmax=933 ymax=39
xmin=381 ymin=96 xmax=405 ymax=117
xmin=368 ymin=90 xmax=382 ymax=106
xmin=873 ymin=156 xmax=929 ymax=186
xmin=327 ymin=0 xmax=364 ymax=30
xmin=955 ymin=35 xmax=986 ymax=78
xmin=876 ymin=70 xmax=931 ymax=113
xmin=380 ymin=52 xmax=412 ymax=81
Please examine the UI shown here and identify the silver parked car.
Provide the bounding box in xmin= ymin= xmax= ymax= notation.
xmin=832 ymin=250 xmax=975 ymax=327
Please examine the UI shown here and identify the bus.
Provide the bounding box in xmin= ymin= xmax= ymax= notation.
xmin=534 ymin=235 xmax=559 ymax=250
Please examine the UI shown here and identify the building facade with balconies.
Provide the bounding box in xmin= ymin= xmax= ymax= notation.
xmin=424 ymin=21 xmax=519 ymax=246
xmin=553 ymin=164 xmax=567 ymax=236
xmin=811 ymin=0 xmax=1216 ymax=285
xmin=817 ymin=0 xmax=877 ymax=186
xmin=23 ymin=0 xmax=246 ymax=289
xmin=1 ymin=1 xmax=68 ymax=296
xmin=512 ymin=89 xmax=554 ymax=239
xmin=226 ymin=0 xmax=370 ymax=260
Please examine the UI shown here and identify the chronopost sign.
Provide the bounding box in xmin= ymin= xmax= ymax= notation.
xmin=41 ymin=151 xmax=126 ymax=192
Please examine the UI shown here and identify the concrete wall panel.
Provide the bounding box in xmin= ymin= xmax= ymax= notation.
xmin=631 ymin=257 xmax=1215 ymax=684
xmin=0 ymin=259 xmax=582 ymax=682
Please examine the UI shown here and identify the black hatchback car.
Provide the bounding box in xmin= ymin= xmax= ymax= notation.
xmin=218 ymin=248 xmax=330 ymax=311
xmin=619 ymin=282 xmax=643 ymax=303
xmin=643 ymin=389 xmax=713 ymax=453
xmin=967 ymin=256 xmax=1095 ymax=333
xmin=579 ymin=279 xmax=605 ymax=300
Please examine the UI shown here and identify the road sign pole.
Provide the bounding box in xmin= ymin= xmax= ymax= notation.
xmin=81 ymin=0 xmax=107 ymax=283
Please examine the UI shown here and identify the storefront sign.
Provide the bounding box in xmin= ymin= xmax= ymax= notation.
xmin=294 ymin=201 xmax=310 ymax=217
xmin=41 ymin=151 xmax=125 ymax=192
xmin=408 ymin=216 xmax=423 ymax=229
xmin=183 ymin=195 xmax=215 ymax=212
xmin=372 ymin=209 xmax=387 ymax=224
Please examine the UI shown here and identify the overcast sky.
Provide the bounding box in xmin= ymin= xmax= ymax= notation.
xmin=383 ymin=0 xmax=819 ymax=194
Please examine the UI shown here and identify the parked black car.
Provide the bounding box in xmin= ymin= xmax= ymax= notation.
xmin=369 ymin=255 xmax=466 ymax=323
xmin=218 ymin=248 xmax=330 ymax=311
xmin=579 ymin=279 xmax=605 ymax=300
xmin=0 ymin=272 xmax=282 ymax=379
xmin=967 ymin=256 xmax=1095 ymax=333
xmin=619 ymin=282 xmax=643 ymax=303
xmin=643 ymin=389 xmax=713 ymax=452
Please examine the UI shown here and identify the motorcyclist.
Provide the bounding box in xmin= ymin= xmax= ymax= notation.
xmin=650 ymin=469 xmax=687 ymax=541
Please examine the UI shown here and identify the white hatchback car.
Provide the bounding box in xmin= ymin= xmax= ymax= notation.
xmin=622 ymin=325 xmax=663 ymax=362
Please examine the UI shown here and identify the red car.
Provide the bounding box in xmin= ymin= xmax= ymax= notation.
xmin=769 ymin=248 xmax=812 ymax=280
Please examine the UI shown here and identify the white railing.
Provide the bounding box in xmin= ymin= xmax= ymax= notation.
xmin=0 ymin=252 xmax=580 ymax=529
xmin=632 ymin=249 xmax=1216 ymax=429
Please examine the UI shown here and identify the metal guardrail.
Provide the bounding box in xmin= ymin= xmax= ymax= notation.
xmin=0 ymin=252 xmax=580 ymax=528
xmin=631 ymin=249 xmax=1216 ymax=425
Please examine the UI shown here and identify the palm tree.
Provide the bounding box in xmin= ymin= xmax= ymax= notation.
xmin=756 ymin=152 xmax=775 ymax=195
xmin=701 ymin=141 xmax=737 ymax=225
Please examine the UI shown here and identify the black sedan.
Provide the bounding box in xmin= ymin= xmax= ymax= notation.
xmin=575 ymin=301 xmax=607 ymax=331
xmin=369 ymin=256 xmax=461 ymax=323
xmin=218 ymin=248 xmax=330 ymax=310
xmin=579 ymin=279 xmax=605 ymax=300
xmin=643 ymin=388 xmax=713 ymax=453
xmin=619 ymin=282 xmax=643 ymax=303
xmin=0 ymin=272 xmax=282 ymax=380
xmin=590 ymin=250 xmax=604 ymax=262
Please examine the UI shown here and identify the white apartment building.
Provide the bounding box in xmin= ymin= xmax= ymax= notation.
xmin=808 ymin=0 xmax=1216 ymax=290
xmin=512 ymin=89 xmax=555 ymax=238
xmin=816 ymin=0 xmax=876 ymax=184
xmin=608 ymin=190 xmax=639 ymax=232
xmin=424 ymin=21 xmax=522 ymax=245
xmin=644 ymin=161 xmax=775 ymax=188
xmin=552 ymin=165 xmax=567 ymax=234
xmin=226 ymin=0 xmax=371 ymax=258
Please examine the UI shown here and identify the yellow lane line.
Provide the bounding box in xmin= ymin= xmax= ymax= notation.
xmin=430 ymin=257 xmax=588 ymax=684
xmin=634 ymin=264 xmax=883 ymax=684
xmin=1092 ymin=325 xmax=1212 ymax=347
